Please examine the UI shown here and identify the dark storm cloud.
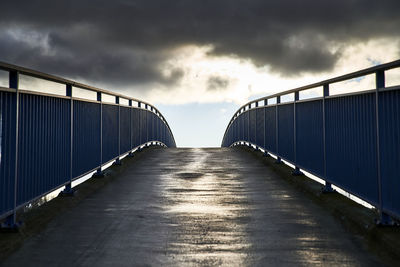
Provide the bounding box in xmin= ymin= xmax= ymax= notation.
xmin=1 ymin=0 xmax=399 ymax=87
xmin=207 ymin=76 xmax=230 ymax=91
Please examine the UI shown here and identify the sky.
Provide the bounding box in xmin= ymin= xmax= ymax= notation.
xmin=1 ymin=1 xmax=400 ymax=147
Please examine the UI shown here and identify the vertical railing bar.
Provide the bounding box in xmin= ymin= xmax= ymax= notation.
xmin=322 ymin=84 xmax=333 ymax=192
xmin=293 ymin=92 xmax=302 ymax=175
xmin=276 ymin=96 xmax=281 ymax=163
xmin=263 ymin=99 xmax=268 ymax=156
xmin=115 ymin=96 xmax=121 ymax=165
xmin=375 ymin=70 xmax=389 ymax=224
xmin=10 ymin=70 xmax=19 ymax=226
xmin=61 ymin=84 xmax=74 ymax=195
xmin=96 ymin=92 xmax=103 ymax=175
xmin=128 ymin=100 xmax=133 ymax=156
xmin=255 ymin=101 xmax=258 ymax=149
xmin=248 ymin=104 xmax=250 ymax=147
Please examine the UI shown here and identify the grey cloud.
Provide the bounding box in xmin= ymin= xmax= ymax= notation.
xmin=0 ymin=0 xmax=399 ymax=87
xmin=207 ymin=76 xmax=230 ymax=91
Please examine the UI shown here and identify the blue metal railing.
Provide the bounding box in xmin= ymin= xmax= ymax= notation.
xmin=222 ymin=59 xmax=400 ymax=224
xmin=0 ymin=62 xmax=176 ymax=227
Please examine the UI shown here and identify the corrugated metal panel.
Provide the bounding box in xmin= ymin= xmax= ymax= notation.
xmin=239 ymin=115 xmax=243 ymax=141
xmin=277 ymin=104 xmax=295 ymax=162
xmin=243 ymin=112 xmax=249 ymax=141
xmin=140 ymin=109 xmax=147 ymax=144
xmin=147 ymin=112 xmax=153 ymax=141
xmin=264 ymin=106 xmax=276 ymax=153
xmin=0 ymin=92 xmax=16 ymax=216
xmin=152 ymin=113 xmax=156 ymax=141
xmin=72 ymin=100 xmax=101 ymax=178
xmin=249 ymin=109 xmax=256 ymax=143
xmin=17 ymin=94 xmax=70 ymax=205
xmin=161 ymin=122 xmax=166 ymax=145
xmin=256 ymin=108 xmax=264 ymax=148
xmin=325 ymin=93 xmax=379 ymax=205
xmin=132 ymin=108 xmax=141 ymax=148
xmin=234 ymin=119 xmax=239 ymax=143
xmin=379 ymin=90 xmax=400 ymax=216
xmin=102 ymin=104 xmax=119 ymax=163
xmin=296 ymin=100 xmax=324 ymax=176
xmin=120 ymin=106 xmax=131 ymax=154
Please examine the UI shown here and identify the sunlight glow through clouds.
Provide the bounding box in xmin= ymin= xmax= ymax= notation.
xmin=140 ymin=37 xmax=400 ymax=106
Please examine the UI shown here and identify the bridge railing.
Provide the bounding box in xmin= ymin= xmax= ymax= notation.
xmin=0 ymin=62 xmax=176 ymax=227
xmin=222 ymin=60 xmax=400 ymax=224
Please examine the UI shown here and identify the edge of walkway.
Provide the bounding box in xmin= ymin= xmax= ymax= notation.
xmin=0 ymin=146 xmax=163 ymax=262
xmin=234 ymin=146 xmax=400 ymax=266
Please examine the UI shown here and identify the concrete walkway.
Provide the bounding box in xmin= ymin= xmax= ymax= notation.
xmin=2 ymin=148 xmax=383 ymax=266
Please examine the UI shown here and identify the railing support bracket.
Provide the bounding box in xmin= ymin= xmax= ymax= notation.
xmin=376 ymin=212 xmax=398 ymax=226
xmin=93 ymin=168 xmax=105 ymax=178
xmin=59 ymin=183 xmax=74 ymax=197
xmin=114 ymin=158 xmax=122 ymax=166
xmin=1 ymin=215 xmax=22 ymax=233
xmin=322 ymin=182 xmax=335 ymax=193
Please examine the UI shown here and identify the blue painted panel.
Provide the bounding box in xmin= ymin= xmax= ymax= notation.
xmin=131 ymin=108 xmax=141 ymax=148
xmin=264 ymin=106 xmax=276 ymax=153
xmin=296 ymin=100 xmax=324 ymax=176
xmin=140 ymin=109 xmax=147 ymax=144
xmin=152 ymin=113 xmax=157 ymax=141
xmin=277 ymin=104 xmax=294 ymax=162
xmin=0 ymin=92 xmax=16 ymax=216
xmin=73 ymin=100 xmax=101 ymax=178
xmin=157 ymin=117 xmax=162 ymax=141
xmin=379 ymin=90 xmax=400 ymax=217
xmin=243 ymin=111 xmax=249 ymax=141
xmin=325 ymin=93 xmax=378 ymax=205
xmin=249 ymin=109 xmax=256 ymax=143
xmin=17 ymin=94 xmax=70 ymax=205
xmin=120 ymin=106 xmax=131 ymax=154
xmin=234 ymin=119 xmax=239 ymax=143
xmin=102 ymin=104 xmax=119 ymax=163
xmin=161 ymin=122 xmax=166 ymax=145
xmin=256 ymin=108 xmax=264 ymax=148
xmin=239 ymin=115 xmax=243 ymax=141
xmin=148 ymin=112 xmax=153 ymax=141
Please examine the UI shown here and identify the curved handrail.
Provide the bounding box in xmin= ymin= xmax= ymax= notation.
xmin=222 ymin=59 xmax=400 ymax=224
xmin=0 ymin=61 xmax=176 ymax=146
xmin=0 ymin=61 xmax=176 ymax=228
xmin=222 ymin=59 xmax=400 ymax=145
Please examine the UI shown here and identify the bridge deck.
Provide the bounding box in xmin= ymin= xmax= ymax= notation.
xmin=2 ymin=148 xmax=382 ymax=266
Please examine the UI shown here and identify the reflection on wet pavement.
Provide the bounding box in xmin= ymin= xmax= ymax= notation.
xmin=2 ymin=148 xmax=382 ymax=266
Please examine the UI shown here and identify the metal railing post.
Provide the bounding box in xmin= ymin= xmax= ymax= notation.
xmin=254 ymin=101 xmax=259 ymax=151
xmin=275 ymin=96 xmax=282 ymax=163
xmin=3 ymin=70 xmax=20 ymax=229
xmin=375 ymin=70 xmax=391 ymax=225
xmin=263 ymin=99 xmax=269 ymax=157
xmin=137 ymin=102 xmax=142 ymax=151
xmin=248 ymin=104 xmax=251 ymax=147
xmin=115 ymin=97 xmax=122 ymax=165
xmin=61 ymin=84 xmax=74 ymax=196
xmin=94 ymin=92 xmax=104 ymax=177
xmin=145 ymin=104 xmax=148 ymax=146
xmin=293 ymin=92 xmax=303 ymax=175
xmin=128 ymin=100 xmax=134 ymax=157
xmin=322 ymin=84 xmax=333 ymax=192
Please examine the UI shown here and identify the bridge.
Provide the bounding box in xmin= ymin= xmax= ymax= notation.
xmin=0 ymin=61 xmax=400 ymax=266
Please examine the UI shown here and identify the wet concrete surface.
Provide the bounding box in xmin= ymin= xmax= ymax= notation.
xmin=1 ymin=148 xmax=384 ymax=266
